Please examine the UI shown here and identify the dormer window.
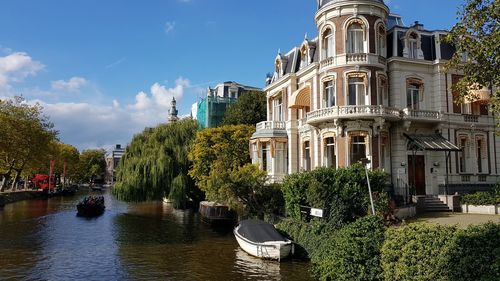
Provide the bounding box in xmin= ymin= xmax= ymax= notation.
xmin=403 ymin=30 xmax=422 ymax=59
xmin=300 ymin=44 xmax=309 ymax=68
xmin=409 ymin=33 xmax=418 ymax=59
xmin=347 ymin=22 xmax=365 ymax=54
xmin=322 ymin=28 xmax=334 ymax=59
xmin=275 ymin=59 xmax=282 ymax=78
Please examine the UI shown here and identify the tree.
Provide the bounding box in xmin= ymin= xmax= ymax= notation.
xmin=75 ymin=149 xmax=106 ymax=184
xmin=188 ymin=125 xmax=280 ymax=216
xmin=0 ymin=97 xmax=58 ymax=191
xmin=221 ymin=91 xmax=267 ymax=126
xmin=113 ymin=119 xmax=202 ymax=208
xmin=446 ymin=0 xmax=499 ymax=121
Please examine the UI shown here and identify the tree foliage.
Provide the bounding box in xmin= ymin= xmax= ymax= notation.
xmin=446 ymin=0 xmax=499 ymax=120
xmin=221 ymin=91 xmax=267 ymax=126
xmin=188 ymin=125 xmax=279 ymax=216
xmin=75 ymin=149 xmax=106 ymax=183
xmin=113 ymin=119 xmax=202 ymax=208
xmin=0 ymin=97 xmax=58 ymax=190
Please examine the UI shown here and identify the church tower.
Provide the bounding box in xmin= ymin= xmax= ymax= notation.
xmin=168 ymin=97 xmax=179 ymax=122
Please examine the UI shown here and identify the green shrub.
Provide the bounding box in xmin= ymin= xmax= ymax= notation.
xmin=276 ymin=218 xmax=328 ymax=259
xmin=381 ymin=223 xmax=500 ymax=281
xmin=311 ymin=216 xmax=385 ymax=281
xmin=281 ymin=165 xmax=388 ymax=227
xmin=462 ymin=191 xmax=500 ymax=205
xmin=444 ymin=223 xmax=500 ymax=281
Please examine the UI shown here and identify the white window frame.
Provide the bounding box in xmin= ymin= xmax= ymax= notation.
xmin=348 ymin=77 xmax=366 ymax=106
xmin=324 ymin=137 xmax=336 ymax=168
xmin=406 ymin=84 xmax=420 ymax=110
xmin=323 ymin=80 xmax=336 ymax=107
xmin=273 ymin=96 xmax=283 ymax=121
xmin=347 ymin=23 xmax=365 ymax=54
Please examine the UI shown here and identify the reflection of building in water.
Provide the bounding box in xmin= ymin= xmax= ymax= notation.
xmin=234 ymin=248 xmax=281 ymax=280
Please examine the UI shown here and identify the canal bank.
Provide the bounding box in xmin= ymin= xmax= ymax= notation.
xmin=0 ymin=190 xmax=44 ymax=207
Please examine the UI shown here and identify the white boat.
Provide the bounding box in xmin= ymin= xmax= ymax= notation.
xmin=234 ymin=220 xmax=294 ymax=261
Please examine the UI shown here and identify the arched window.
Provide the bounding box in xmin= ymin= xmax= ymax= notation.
xmin=324 ymin=137 xmax=336 ymax=168
xmin=323 ymin=80 xmax=336 ymax=107
xmin=303 ymin=141 xmax=311 ymax=171
xmin=347 ymin=22 xmax=365 ymax=53
xmin=323 ymin=28 xmax=335 ymax=59
xmin=408 ymin=33 xmax=418 ymax=59
xmin=406 ymin=79 xmax=423 ymax=110
xmin=377 ymin=24 xmax=386 ymax=56
xmin=348 ymin=76 xmax=366 ymax=105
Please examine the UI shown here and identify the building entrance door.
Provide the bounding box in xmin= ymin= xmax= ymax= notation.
xmin=408 ymin=155 xmax=426 ymax=195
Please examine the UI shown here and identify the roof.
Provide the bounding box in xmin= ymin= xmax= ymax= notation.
xmin=236 ymin=220 xmax=287 ymax=243
xmin=404 ymin=134 xmax=461 ymax=152
xmin=318 ymin=0 xmax=385 ymax=9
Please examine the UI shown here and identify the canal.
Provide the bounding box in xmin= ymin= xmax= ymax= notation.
xmin=0 ymin=188 xmax=314 ymax=281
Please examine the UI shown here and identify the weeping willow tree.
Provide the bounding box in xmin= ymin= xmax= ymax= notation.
xmin=112 ymin=119 xmax=202 ymax=208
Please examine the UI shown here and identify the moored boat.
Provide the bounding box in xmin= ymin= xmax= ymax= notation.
xmin=234 ymin=219 xmax=294 ymax=261
xmin=199 ymin=201 xmax=237 ymax=225
xmin=77 ymin=196 xmax=105 ymax=217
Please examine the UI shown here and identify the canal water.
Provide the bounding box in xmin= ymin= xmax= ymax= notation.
xmin=0 ymin=189 xmax=314 ymax=281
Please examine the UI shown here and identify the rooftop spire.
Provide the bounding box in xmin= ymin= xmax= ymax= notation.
xmin=168 ymin=97 xmax=179 ymax=122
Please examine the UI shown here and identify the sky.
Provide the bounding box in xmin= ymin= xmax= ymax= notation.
xmin=0 ymin=0 xmax=466 ymax=152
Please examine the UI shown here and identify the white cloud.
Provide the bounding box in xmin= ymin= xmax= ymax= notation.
xmin=165 ymin=21 xmax=176 ymax=34
xmin=25 ymin=77 xmax=192 ymax=150
xmin=0 ymin=52 xmax=44 ymax=89
xmin=51 ymin=76 xmax=88 ymax=92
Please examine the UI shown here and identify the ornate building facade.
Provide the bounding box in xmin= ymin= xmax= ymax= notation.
xmin=251 ymin=0 xmax=499 ymax=197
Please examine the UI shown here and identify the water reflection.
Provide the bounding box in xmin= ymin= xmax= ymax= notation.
xmin=0 ymin=189 xmax=313 ymax=281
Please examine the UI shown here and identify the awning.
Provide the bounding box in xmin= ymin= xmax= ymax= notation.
xmin=404 ymin=133 xmax=461 ymax=151
xmin=289 ymin=84 xmax=311 ymax=109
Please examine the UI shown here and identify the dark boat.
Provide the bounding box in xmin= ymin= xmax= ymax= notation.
xmin=199 ymin=201 xmax=237 ymax=225
xmin=77 ymin=196 xmax=105 ymax=217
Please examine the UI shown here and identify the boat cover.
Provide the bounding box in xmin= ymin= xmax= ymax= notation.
xmin=237 ymin=220 xmax=287 ymax=243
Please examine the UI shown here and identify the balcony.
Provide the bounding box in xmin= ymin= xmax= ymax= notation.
xmin=442 ymin=113 xmax=494 ymax=126
xmin=256 ymin=121 xmax=286 ymax=131
xmin=319 ymin=54 xmax=387 ymax=70
xmin=306 ymin=105 xmax=401 ymax=124
xmin=346 ymin=53 xmax=367 ymax=62
xmin=402 ymin=108 xmax=442 ymax=122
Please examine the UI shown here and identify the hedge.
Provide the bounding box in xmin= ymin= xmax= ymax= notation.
xmin=381 ymin=223 xmax=500 ymax=281
xmin=277 ymin=216 xmax=386 ymax=281
xmin=462 ymin=191 xmax=500 ymax=205
xmin=281 ymin=165 xmax=389 ymax=227
xmin=311 ymin=216 xmax=386 ymax=281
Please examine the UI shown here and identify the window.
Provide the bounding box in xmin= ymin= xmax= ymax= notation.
xmin=303 ymin=141 xmax=311 ymax=171
xmin=377 ymin=25 xmax=386 ymax=56
xmin=477 ymin=138 xmax=483 ymax=173
xmin=459 ymin=137 xmax=467 ymax=173
xmin=276 ymin=142 xmax=287 ymax=174
xmin=251 ymin=143 xmax=258 ymax=165
xmin=406 ymin=84 xmax=420 ymax=110
xmin=378 ymin=77 xmax=387 ymax=106
xmin=273 ymin=96 xmax=283 ymax=121
xmin=348 ymin=77 xmax=366 ymax=105
xmin=323 ymin=80 xmax=336 ymax=107
xmin=347 ymin=23 xmax=364 ymax=53
xmin=324 ymin=137 xmax=336 ymax=168
xmin=262 ymin=143 xmax=271 ymax=173
xmin=323 ymin=29 xmax=335 ymax=59
xmin=301 ymin=50 xmax=308 ymax=68
xmin=408 ymin=33 xmax=418 ymax=59
xmin=351 ymin=135 xmax=366 ymax=164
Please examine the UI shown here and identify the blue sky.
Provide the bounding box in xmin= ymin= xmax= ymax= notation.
xmin=0 ymin=0 xmax=465 ymax=151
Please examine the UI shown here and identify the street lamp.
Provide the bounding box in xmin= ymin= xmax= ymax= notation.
xmin=359 ymin=158 xmax=376 ymax=215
